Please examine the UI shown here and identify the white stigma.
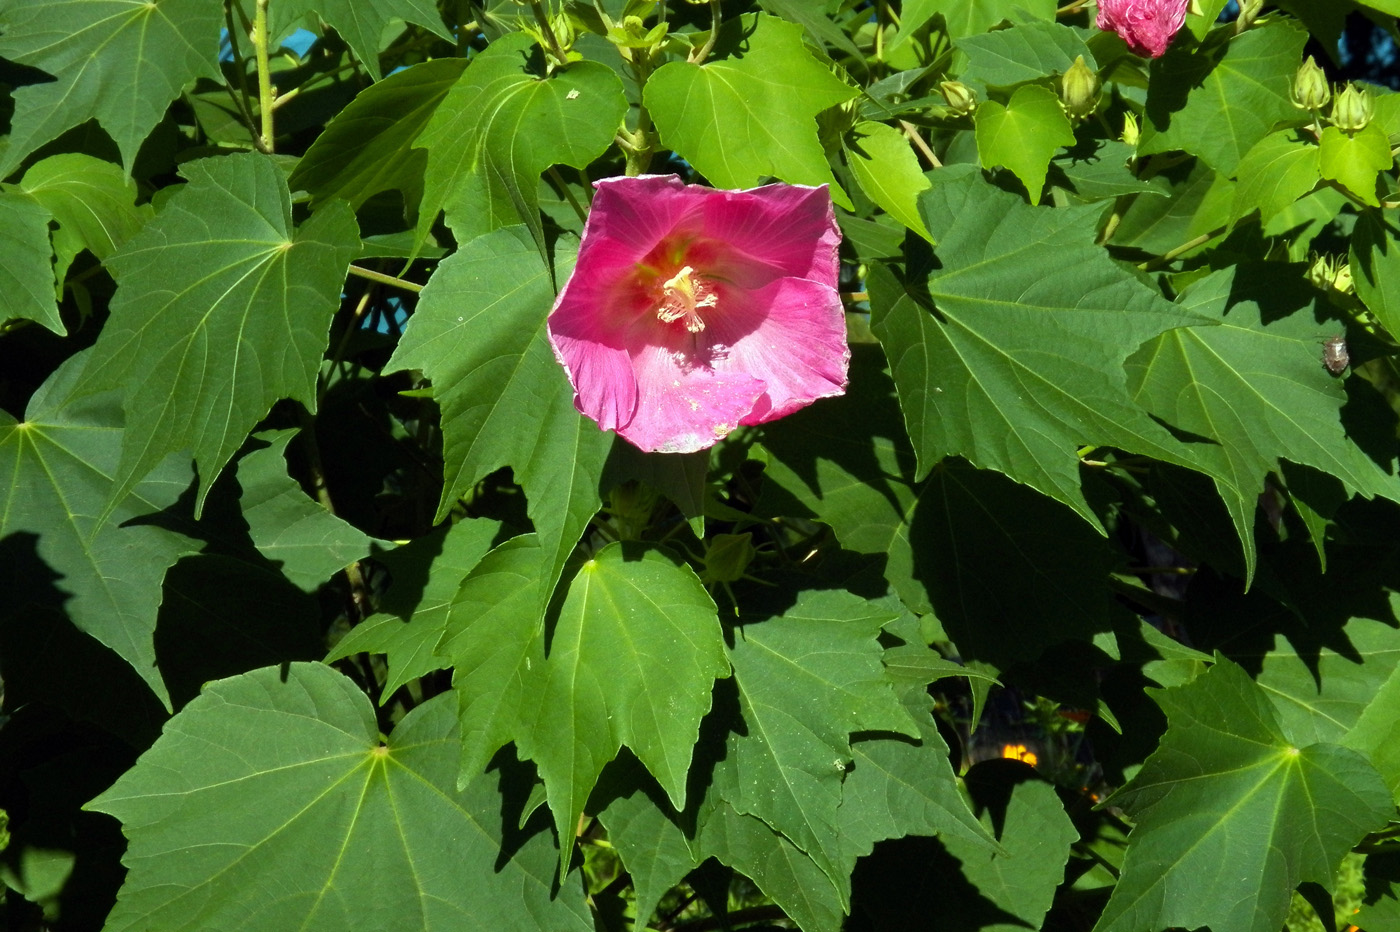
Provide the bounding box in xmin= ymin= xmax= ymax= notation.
xmin=656 ymin=266 xmax=717 ymax=333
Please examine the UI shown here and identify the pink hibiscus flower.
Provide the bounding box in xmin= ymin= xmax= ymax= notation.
xmin=547 ymin=175 xmax=849 ymax=454
xmin=1096 ymin=0 xmax=1189 ymax=58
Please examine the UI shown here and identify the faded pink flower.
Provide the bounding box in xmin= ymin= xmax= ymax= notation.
xmin=547 ymin=175 xmax=849 ymax=454
xmin=1096 ymin=0 xmax=1189 ymax=58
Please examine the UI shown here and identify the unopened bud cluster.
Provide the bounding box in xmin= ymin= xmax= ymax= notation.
xmin=1292 ymin=57 xmax=1377 ymax=135
xmin=939 ymin=81 xmax=977 ymax=116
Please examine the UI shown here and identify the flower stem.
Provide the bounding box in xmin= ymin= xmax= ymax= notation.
xmin=689 ymin=0 xmax=723 ymax=64
xmin=251 ymin=0 xmax=276 ymax=152
xmin=347 ymin=264 xmax=424 ymax=293
xmin=549 ymin=166 xmax=589 ymax=224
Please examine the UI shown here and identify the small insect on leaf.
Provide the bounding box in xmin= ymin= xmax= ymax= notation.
xmin=1322 ymin=334 xmax=1349 ymax=375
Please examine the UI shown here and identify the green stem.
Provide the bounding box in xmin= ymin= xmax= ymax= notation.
xmin=221 ymin=2 xmax=261 ymax=146
xmin=689 ymin=0 xmax=723 ymax=64
xmin=347 ymin=264 xmax=424 ymax=292
xmin=528 ymin=0 xmax=570 ymax=66
xmin=548 ymin=166 xmax=589 ymax=224
xmin=251 ymin=0 xmax=276 ymax=152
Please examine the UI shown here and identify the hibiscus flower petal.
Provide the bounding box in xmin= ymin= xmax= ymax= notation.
xmin=550 ymin=326 xmax=638 ymax=434
xmin=703 ymin=276 xmax=849 ymax=425
xmin=623 ymin=344 xmax=766 ymax=453
xmin=697 ymin=184 xmax=841 ymax=286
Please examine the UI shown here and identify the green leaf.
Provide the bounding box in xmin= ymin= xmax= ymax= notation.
xmin=868 ymin=171 xmax=1208 ymax=531
xmin=711 ymin=588 xmax=918 ymax=900
xmin=514 ymin=542 xmax=728 ymax=875
xmin=16 ymin=152 xmax=147 ymax=289
xmin=384 ymin=226 xmax=612 ymax=613
xmin=902 ymin=0 xmax=1057 ymax=43
xmin=289 ymin=58 xmax=468 ymax=217
xmin=1109 ymin=158 xmax=1235 ymax=256
xmin=845 ymin=121 xmax=933 ymax=241
xmin=956 ymin=20 xmax=1096 ymax=87
xmin=237 ymin=430 xmax=377 ymax=591
xmin=86 ymin=663 xmax=593 ymax=932
xmin=268 ymin=0 xmax=452 ymax=81
xmin=974 ymin=84 xmax=1076 ymax=204
xmin=0 ymin=191 xmax=62 ymax=334
xmin=837 ymin=696 xmax=996 ymax=861
xmin=1343 ymin=652 xmax=1400 ymax=802
xmin=1094 ymin=657 xmax=1394 ymax=932
xmin=416 ymin=34 xmax=627 ymax=251
xmin=1319 ymin=124 xmax=1393 ymax=207
xmin=1139 ymin=20 xmax=1307 ymax=176
xmin=942 ymin=766 xmax=1079 ymax=932
xmin=1126 ymin=266 xmax=1400 ymax=581
xmin=440 ymin=535 xmax=550 ymax=782
xmin=324 ymin=517 xmax=503 ymax=702
xmin=0 ymin=0 xmax=222 ymax=178
xmin=644 ymin=13 xmax=859 ymax=200
xmin=1231 ymin=131 xmax=1321 ymax=225
xmin=1351 ymin=210 xmax=1400 ymax=341
xmin=757 ymin=0 xmax=865 ymax=64
xmin=81 ymin=153 xmax=360 ymax=518
xmin=1052 ymin=139 xmax=1166 ymax=202
xmin=0 ymin=353 xmax=198 ymax=709
xmin=1254 ymin=616 xmax=1400 ymax=749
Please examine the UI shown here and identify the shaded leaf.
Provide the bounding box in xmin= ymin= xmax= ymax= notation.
xmin=16 ymin=152 xmax=147 ymax=288
xmin=325 ymin=517 xmax=502 ymax=701
xmin=384 ymin=226 xmax=612 ymax=613
xmin=86 ymin=663 xmax=593 ymax=932
xmin=1095 ymin=657 xmax=1394 ymax=932
xmin=711 ymin=588 xmax=917 ymax=900
xmin=81 ymin=153 xmax=360 ymax=517
xmin=290 ymin=58 xmax=468 ymax=216
xmin=238 ymin=430 xmax=377 ymax=591
xmin=0 ymin=0 xmax=222 ymax=177
xmin=268 ymin=0 xmax=452 ymax=81
xmin=0 ymin=353 xmax=196 ymax=709
xmin=644 ymin=14 xmax=858 ymax=201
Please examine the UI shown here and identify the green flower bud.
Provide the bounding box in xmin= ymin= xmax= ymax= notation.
xmin=1059 ymin=56 xmax=1101 ymax=122
xmin=1291 ymin=56 xmax=1330 ymax=111
xmin=1121 ymin=111 xmax=1141 ymax=147
xmin=1331 ymin=82 xmax=1374 ymax=134
xmin=939 ymin=80 xmax=977 ymax=117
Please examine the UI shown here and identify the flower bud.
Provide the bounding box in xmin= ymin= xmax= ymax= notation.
xmin=939 ymin=80 xmax=977 ymax=116
xmin=1059 ymin=56 xmax=1101 ymax=122
xmin=1234 ymin=0 xmax=1263 ymax=33
xmin=1331 ymin=82 xmax=1374 ymax=134
xmin=1121 ymin=111 xmax=1141 ymax=147
xmin=1291 ymin=56 xmax=1330 ymax=111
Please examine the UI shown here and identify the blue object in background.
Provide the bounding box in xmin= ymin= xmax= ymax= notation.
xmin=219 ymin=27 xmax=319 ymax=63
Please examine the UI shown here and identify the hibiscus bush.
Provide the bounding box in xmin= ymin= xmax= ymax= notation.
xmin=5 ymin=0 xmax=1400 ymax=929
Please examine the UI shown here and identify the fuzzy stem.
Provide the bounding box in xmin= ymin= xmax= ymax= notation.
xmin=689 ymin=0 xmax=723 ymax=64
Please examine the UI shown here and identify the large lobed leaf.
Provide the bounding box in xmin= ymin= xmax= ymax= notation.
xmin=868 ymin=169 xmax=1212 ymax=532
xmin=81 ymin=153 xmax=360 ymax=518
xmin=1095 ymin=657 xmax=1393 ymax=932
xmin=86 ymin=662 xmax=593 ymax=932
xmin=266 ymin=0 xmax=452 ymax=81
xmin=0 ymin=0 xmax=222 ymax=178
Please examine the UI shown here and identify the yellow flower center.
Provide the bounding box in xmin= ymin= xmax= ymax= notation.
xmin=656 ymin=266 xmax=717 ymax=333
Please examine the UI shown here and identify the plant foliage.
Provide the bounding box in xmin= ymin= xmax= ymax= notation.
xmin=2 ymin=1 xmax=1399 ymax=930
